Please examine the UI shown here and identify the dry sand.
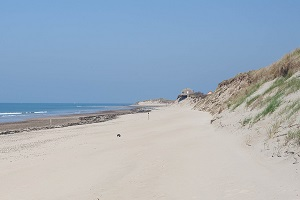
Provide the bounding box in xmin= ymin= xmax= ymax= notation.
xmin=0 ymin=107 xmax=299 ymax=200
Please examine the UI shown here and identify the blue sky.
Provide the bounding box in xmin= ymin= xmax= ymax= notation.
xmin=1 ymin=1 xmax=300 ymax=103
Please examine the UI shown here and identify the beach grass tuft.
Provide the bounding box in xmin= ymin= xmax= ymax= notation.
xmin=286 ymin=129 xmax=300 ymax=145
xmin=267 ymin=121 xmax=281 ymax=139
xmin=242 ymin=117 xmax=252 ymax=126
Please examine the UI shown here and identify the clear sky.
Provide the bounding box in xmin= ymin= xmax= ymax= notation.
xmin=1 ymin=1 xmax=300 ymax=103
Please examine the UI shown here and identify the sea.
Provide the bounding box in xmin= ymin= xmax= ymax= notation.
xmin=0 ymin=103 xmax=132 ymax=123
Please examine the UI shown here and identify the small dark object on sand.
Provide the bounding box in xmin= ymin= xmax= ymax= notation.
xmin=117 ymin=134 xmax=121 ymax=137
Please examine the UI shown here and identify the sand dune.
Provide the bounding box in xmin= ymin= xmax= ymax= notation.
xmin=0 ymin=107 xmax=299 ymax=200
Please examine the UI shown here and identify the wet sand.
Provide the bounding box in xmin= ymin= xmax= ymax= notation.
xmin=0 ymin=108 xmax=147 ymax=135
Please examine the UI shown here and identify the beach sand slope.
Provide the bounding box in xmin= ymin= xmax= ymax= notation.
xmin=0 ymin=107 xmax=299 ymax=200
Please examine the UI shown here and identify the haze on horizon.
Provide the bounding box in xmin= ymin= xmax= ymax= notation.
xmin=1 ymin=1 xmax=300 ymax=103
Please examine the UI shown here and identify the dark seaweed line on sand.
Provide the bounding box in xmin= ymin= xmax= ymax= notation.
xmin=0 ymin=108 xmax=150 ymax=135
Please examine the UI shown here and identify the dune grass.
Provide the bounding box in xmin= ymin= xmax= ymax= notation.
xmin=230 ymin=82 xmax=262 ymax=110
xmin=263 ymin=77 xmax=286 ymax=95
xmin=261 ymin=92 xmax=282 ymax=116
xmin=286 ymin=129 xmax=300 ymax=145
xmin=279 ymin=100 xmax=299 ymax=117
xmin=284 ymin=77 xmax=300 ymax=95
xmin=246 ymin=95 xmax=260 ymax=107
xmin=267 ymin=121 xmax=281 ymax=139
xmin=251 ymin=73 xmax=300 ymax=123
xmin=225 ymin=49 xmax=300 ymax=113
xmin=250 ymin=48 xmax=300 ymax=83
xmin=254 ymin=92 xmax=283 ymax=122
xmin=287 ymin=100 xmax=300 ymax=119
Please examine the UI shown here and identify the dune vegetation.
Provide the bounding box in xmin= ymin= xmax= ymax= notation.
xmin=191 ymin=48 xmax=300 ymax=157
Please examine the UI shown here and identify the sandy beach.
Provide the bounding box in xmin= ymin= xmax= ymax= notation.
xmin=0 ymin=107 xmax=299 ymax=200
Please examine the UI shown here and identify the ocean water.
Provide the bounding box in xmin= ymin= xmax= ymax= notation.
xmin=0 ymin=103 xmax=132 ymax=123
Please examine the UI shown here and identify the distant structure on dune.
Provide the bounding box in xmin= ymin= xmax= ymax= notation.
xmin=180 ymin=88 xmax=194 ymax=96
xmin=177 ymin=88 xmax=206 ymax=102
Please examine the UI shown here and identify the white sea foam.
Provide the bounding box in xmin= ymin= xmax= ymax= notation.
xmin=0 ymin=112 xmax=22 ymax=115
xmin=0 ymin=103 xmax=131 ymax=123
xmin=34 ymin=111 xmax=47 ymax=114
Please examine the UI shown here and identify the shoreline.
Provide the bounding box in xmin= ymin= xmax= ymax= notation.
xmin=0 ymin=107 xmax=150 ymax=135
